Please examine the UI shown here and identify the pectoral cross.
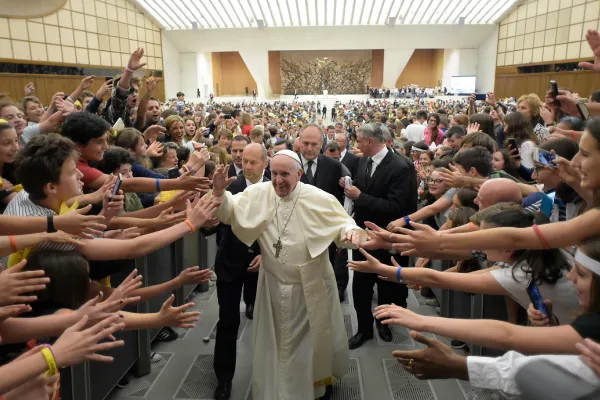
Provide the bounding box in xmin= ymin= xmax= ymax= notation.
xmin=273 ymin=239 xmax=283 ymax=258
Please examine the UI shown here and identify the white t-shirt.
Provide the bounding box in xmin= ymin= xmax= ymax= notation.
xmin=404 ymin=122 xmax=425 ymax=142
xmin=490 ymin=257 xmax=579 ymax=324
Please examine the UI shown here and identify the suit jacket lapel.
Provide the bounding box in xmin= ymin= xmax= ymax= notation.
xmin=366 ymin=149 xmax=392 ymax=191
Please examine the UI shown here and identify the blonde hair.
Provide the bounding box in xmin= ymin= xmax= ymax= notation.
xmin=164 ymin=115 xmax=184 ymax=133
xmin=517 ymin=93 xmax=544 ymax=119
xmin=241 ymin=112 xmax=252 ymax=126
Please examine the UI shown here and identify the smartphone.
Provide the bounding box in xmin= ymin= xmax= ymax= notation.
xmin=110 ymin=173 xmax=123 ymax=199
xmin=474 ymin=93 xmax=486 ymax=101
xmin=534 ymin=148 xmax=557 ymax=168
xmin=550 ymin=80 xmax=561 ymax=107
xmin=527 ymin=281 xmax=549 ymax=316
xmin=167 ymin=167 xmax=179 ymax=179
xmin=577 ymin=102 xmax=590 ymax=120
xmin=223 ymin=113 xmax=232 ymax=119
xmin=508 ymin=138 xmax=519 ymax=155
xmin=105 ymin=76 xmax=112 ymax=81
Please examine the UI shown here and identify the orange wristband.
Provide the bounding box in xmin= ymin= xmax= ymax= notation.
xmin=184 ymin=219 xmax=195 ymax=232
xmin=8 ymin=236 xmax=17 ymax=253
xmin=468 ymin=222 xmax=475 ymax=232
xmin=532 ymin=224 xmax=551 ymax=249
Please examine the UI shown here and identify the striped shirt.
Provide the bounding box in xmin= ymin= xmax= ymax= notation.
xmin=0 ymin=191 xmax=80 ymax=267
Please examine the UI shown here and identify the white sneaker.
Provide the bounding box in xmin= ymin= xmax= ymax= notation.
xmin=150 ymin=352 xmax=162 ymax=363
xmin=425 ymin=298 xmax=440 ymax=307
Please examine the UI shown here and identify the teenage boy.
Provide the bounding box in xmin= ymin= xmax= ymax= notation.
xmin=61 ymin=112 xmax=209 ymax=193
xmin=3 ymin=134 xmax=219 ymax=267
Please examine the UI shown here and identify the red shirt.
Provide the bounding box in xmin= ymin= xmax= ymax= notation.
xmin=77 ymin=159 xmax=104 ymax=186
xmin=242 ymin=124 xmax=252 ymax=136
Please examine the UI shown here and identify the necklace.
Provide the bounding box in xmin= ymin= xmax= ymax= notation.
xmin=273 ymin=185 xmax=302 ymax=258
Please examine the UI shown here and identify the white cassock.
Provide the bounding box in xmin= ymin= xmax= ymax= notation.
xmin=214 ymin=181 xmax=361 ymax=399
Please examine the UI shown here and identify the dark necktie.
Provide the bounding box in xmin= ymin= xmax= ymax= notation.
xmin=306 ymin=160 xmax=314 ymax=184
xmin=366 ymin=158 xmax=374 ymax=183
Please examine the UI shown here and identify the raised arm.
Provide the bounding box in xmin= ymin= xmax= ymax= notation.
xmin=374 ymin=305 xmax=582 ymax=354
xmin=80 ymin=195 xmax=218 ymax=260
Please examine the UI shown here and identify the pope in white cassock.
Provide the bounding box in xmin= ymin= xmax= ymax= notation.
xmin=210 ymin=149 xmax=367 ymax=400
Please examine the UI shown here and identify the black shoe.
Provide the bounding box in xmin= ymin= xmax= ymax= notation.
xmin=376 ymin=322 xmax=393 ymax=342
xmin=321 ymin=384 xmax=333 ymax=400
xmin=155 ymin=326 xmax=179 ymax=342
xmin=116 ymin=376 xmax=129 ymax=389
xmin=348 ymin=332 xmax=373 ymax=349
xmin=451 ymin=339 xmax=467 ymax=349
xmin=338 ymin=289 xmax=345 ymax=303
xmin=245 ymin=304 xmax=254 ymax=320
xmin=214 ymin=381 xmax=232 ymax=400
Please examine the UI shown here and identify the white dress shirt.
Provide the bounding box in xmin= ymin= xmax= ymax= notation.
xmin=299 ymin=154 xmax=318 ymax=177
xmin=234 ymin=164 xmax=242 ymax=176
xmin=368 ymin=145 xmax=389 ymax=176
xmin=467 ymin=351 xmax=599 ymax=395
xmin=245 ymin=176 xmax=264 ymax=187
xmin=340 ymin=149 xmax=347 ymax=160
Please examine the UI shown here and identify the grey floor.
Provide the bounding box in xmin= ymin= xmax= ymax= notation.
xmin=107 ymin=270 xmax=502 ymax=400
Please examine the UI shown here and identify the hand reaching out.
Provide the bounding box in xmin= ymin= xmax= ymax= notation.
xmin=127 ymin=48 xmax=146 ymax=71
xmin=52 ymin=313 xmax=126 ymax=366
xmin=24 ymin=82 xmax=35 ymax=96
xmin=145 ymin=75 xmax=161 ymax=93
xmin=158 ymin=294 xmax=200 ymax=328
xmin=579 ymin=30 xmax=600 ymax=73
xmin=96 ymin=79 xmax=113 ymax=99
xmin=0 ymin=260 xmax=49 ymax=306
xmin=466 ymin=122 xmax=480 ymax=134
xmin=54 ymin=204 xmax=107 ymax=238
xmin=177 ymin=266 xmax=213 ymax=285
xmin=576 ymin=338 xmax=600 ymax=379
xmin=79 ymin=76 xmax=95 ymax=90
xmin=146 ymin=140 xmax=164 ymax=157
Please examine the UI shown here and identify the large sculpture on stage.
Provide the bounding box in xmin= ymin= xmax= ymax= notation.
xmin=280 ymin=56 xmax=371 ymax=95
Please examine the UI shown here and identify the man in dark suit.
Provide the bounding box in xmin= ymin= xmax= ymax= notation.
xmin=335 ymin=132 xmax=360 ymax=178
xmin=228 ymin=135 xmax=250 ymax=179
xmin=213 ymin=143 xmax=269 ymax=399
xmin=342 ymin=123 xmax=417 ymax=349
xmin=297 ymin=124 xmax=347 ymax=300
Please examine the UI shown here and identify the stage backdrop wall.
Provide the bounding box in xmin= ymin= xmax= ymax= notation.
xmin=395 ymin=49 xmax=445 ymax=88
xmin=275 ymin=50 xmax=382 ymax=95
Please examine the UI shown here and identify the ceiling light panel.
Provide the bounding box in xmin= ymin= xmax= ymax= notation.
xmin=139 ymin=0 xmax=518 ymax=29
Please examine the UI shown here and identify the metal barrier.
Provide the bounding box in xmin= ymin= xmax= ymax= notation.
xmin=426 ymin=259 xmax=511 ymax=357
xmin=61 ymin=231 xmax=217 ymax=400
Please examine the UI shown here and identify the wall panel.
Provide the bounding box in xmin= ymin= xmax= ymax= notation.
xmin=0 ymin=72 xmax=165 ymax=105
xmin=211 ymin=52 xmax=256 ymax=97
xmin=268 ymin=51 xmax=281 ymax=94
xmin=371 ymin=49 xmax=383 ymax=88
xmin=494 ymin=70 xmax=600 ymax=100
xmin=395 ymin=49 xmax=444 ymax=88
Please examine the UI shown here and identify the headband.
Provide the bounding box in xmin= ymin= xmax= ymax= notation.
xmin=575 ymin=248 xmax=600 ymax=276
xmin=411 ymin=146 xmax=427 ymax=153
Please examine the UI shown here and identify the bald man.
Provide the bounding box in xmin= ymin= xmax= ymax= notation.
xmin=475 ymin=178 xmax=522 ymax=210
xmin=212 ymin=143 xmax=269 ymax=399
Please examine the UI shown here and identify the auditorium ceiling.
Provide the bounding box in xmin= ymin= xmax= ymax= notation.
xmin=134 ymin=0 xmax=521 ymax=30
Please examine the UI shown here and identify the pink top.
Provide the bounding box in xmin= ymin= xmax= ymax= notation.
xmin=424 ymin=127 xmax=444 ymax=146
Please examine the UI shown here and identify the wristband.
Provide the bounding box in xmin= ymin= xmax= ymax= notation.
xmin=532 ymin=224 xmax=551 ymax=249
xmin=184 ymin=219 xmax=195 ymax=232
xmin=8 ymin=236 xmax=17 ymax=253
xmin=125 ymin=66 xmax=135 ymax=73
xmin=47 ymin=215 xmax=57 ymax=233
xmin=403 ymin=216 xmax=411 ymax=226
xmin=41 ymin=347 xmax=58 ymax=376
xmin=396 ymin=266 xmax=403 ymax=283
xmin=182 ymin=165 xmax=190 ymax=173
xmin=42 ymin=344 xmax=57 ymax=366
xmin=468 ymin=222 xmax=476 ymax=232
xmin=155 ymin=179 xmax=161 ymax=192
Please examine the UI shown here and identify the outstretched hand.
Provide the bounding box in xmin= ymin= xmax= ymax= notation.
xmin=212 ymin=164 xmax=236 ymax=196
xmin=392 ymin=331 xmax=469 ymax=380
xmin=0 ymin=260 xmax=49 ymax=306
